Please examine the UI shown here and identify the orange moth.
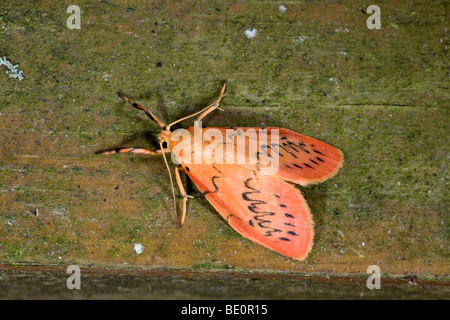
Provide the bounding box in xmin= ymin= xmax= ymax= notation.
xmin=98 ymin=84 xmax=343 ymax=260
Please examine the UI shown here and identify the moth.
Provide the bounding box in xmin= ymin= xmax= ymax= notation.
xmin=98 ymin=84 xmax=343 ymax=260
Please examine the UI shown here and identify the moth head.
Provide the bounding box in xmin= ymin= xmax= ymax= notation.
xmin=158 ymin=129 xmax=172 ymax=145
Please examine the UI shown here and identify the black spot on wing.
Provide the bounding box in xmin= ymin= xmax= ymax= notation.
xmin=242 ymin=178 xmax=281 ymax=237
xmin=202 ymin=175 xmax=220 ymax=195
xmin=304 ymin=163 xmax=315 ymax=169
xmin=284 ymin=223 xmax=295 ymax=227
xmin=282 ymin=141 xmax=299 ymax=153
xmin=313 ymin=149 xmax=324 ymax=155
xmin=260 ymin=144 xmax=274 ymax=159
xmin=202 ymin=164 xmax=222 ymax=195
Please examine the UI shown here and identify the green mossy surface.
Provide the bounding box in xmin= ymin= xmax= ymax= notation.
xmin=0 ymin=1 xmax=448 ymax=279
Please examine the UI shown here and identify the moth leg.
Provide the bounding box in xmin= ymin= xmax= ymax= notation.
xmin=96 ymin=147 xmax=161 ymax=155
xmin=117 ymin=92 xmax=166 ymax=128
xmin=156 ymin=148 xmax=171 ymax=154
xmin=195 ymin=83 xmax=226 ymax=122
xmin=175 ymin=165 xmax=193 ymax=226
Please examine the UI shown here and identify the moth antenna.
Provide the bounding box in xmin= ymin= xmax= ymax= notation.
xmin=167 ymin=82 xmax=227 ymax=129
xmin=160 ymin=141 xmax=177 ymax=222
xmin=118 ymin=91 xmax=166 ymax=128
xmin=166 ymin=104 xmax=217 ymax=128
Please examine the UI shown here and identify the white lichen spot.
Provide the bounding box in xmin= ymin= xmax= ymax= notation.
xmin=293 ymin=35 xmax=309 ymax=44
xmin=0 ymin=56 xmax=23 ymax=80
xmin=244 ymin=28 xmax=257 ymax=39
xmin=134 ymin=243 xmax=144 ymax=255
xmin=51 ymin=206 xmax=69 ymax=217
xmin=335 ymin=27 xmax=349 ymax=33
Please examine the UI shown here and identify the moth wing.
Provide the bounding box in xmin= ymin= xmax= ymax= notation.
xmin=257 ymin=128 xmax=344 ymax=185
xmin=205 ymin=127 xmax=343 ymax=186
xmin=183 ymin=162 xmax=313 ymax=260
